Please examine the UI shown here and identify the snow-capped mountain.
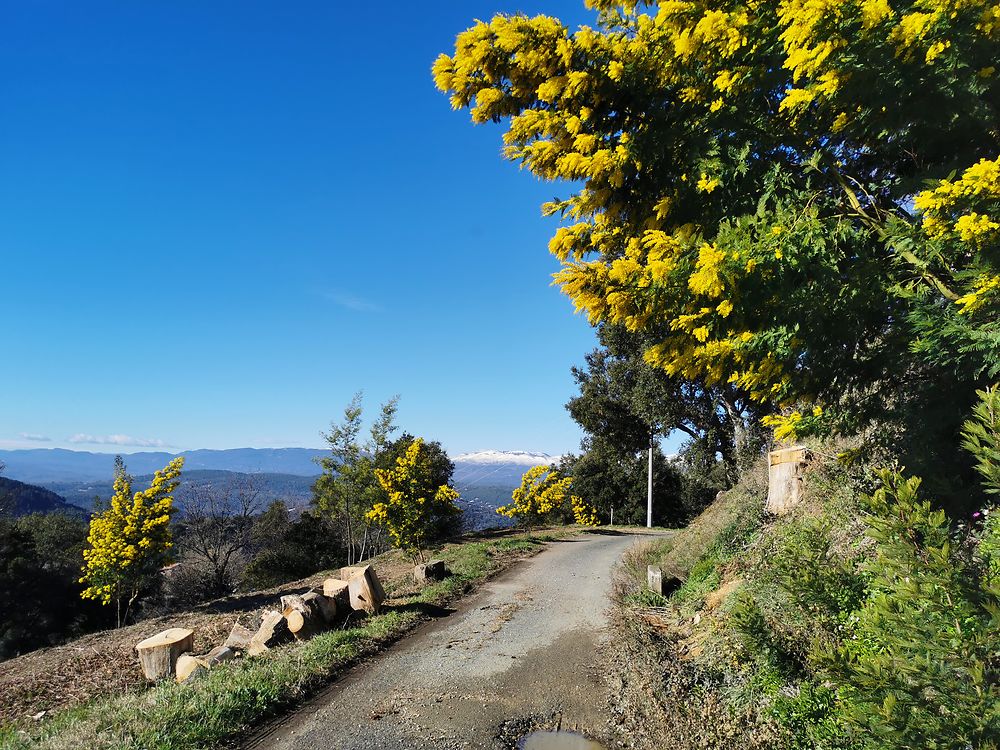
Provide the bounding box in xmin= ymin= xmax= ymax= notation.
xmin=452 ymin=450 xmax=557 ymax=466
xmin=451 ymin=450 xmax=560 ymax=488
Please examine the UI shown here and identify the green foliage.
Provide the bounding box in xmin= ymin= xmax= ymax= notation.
xmin=669 ymin=548 xmax=724 ymax=609
xmin=813 ymin=471 xmax=1000 ymax=749
xmin=312 ymin=392 xmax=400 ymax=565
xmin=630 ymin=444 xmax=1000 ymax=750
xmin=0 ymin=514 xmax=108 ymax=659
xmin=558 ymin=439 xmax=686 ymax=525
xmin=241 ymin=508 xmax=343 ymax=590
xmin=962 ymin=384 xmax=1000 ymax=496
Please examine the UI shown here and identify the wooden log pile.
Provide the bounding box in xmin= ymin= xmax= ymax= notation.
xmin=133 ymin=565 xmax=385 ymax=684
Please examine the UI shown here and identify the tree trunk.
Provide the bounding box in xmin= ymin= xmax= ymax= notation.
xmin=302 ymin=591 xmax=337 ymax=624
xmin=280 ymin=594 xmax=323 ymax=640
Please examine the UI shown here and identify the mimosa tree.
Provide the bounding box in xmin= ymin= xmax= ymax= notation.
xmin=80 ymin=456 xmax=184 ymax=626
xmin=368 ymin=438 xmax=462 ymax=561
xmin=435 ymin=0 xmax=1000 ymax=502
xmin=498 ymin=465 xmax=599 ymax=526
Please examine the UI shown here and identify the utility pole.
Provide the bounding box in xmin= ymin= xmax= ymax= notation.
xmin=647 ymin=430 xmax=654 ymax=528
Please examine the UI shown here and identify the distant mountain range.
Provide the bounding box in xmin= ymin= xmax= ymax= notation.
xmin=0 ymin=447 xmax=326 ymax=484
xmin=0 ymin=448 xmax=558 ymax=529
xmin=43 ymin=469 xmax=318 ymax=513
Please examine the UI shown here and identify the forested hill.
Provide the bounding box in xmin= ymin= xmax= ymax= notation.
xmin=0 ymin=476 xmax=87 ymax=518
xmin=43 ymin=470 xmax=317 ymax=513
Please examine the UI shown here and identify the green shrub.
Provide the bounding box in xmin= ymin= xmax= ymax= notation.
xmin=814 ymin=471 xmax=1000 ymax=749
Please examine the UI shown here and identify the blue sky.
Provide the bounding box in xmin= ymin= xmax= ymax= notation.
xmin=0 ymin=1 xmax=629 ymax=457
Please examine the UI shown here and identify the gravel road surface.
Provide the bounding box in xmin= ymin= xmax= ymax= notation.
xmin=245 ymin=532 xmax=644 ymax=750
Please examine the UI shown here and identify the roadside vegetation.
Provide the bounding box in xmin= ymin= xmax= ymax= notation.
xmin=0 ymin=529 xmax=563 ymax=750
xmin=607 ymin=393 xmax=1000 ymax=750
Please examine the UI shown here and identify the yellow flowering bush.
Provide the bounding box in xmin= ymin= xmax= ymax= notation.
xmin=80 ymin=457 xmax=183 ymax=625
xmin=498 ymin=465 xmax=599 ymax=526
xmin=368 ymin=438 xmax=461 ymax=561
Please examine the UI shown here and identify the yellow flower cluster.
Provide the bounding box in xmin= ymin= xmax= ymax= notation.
xmin=571 ymin=495 xmax=600 ymax=526
xmin=955 ymin=273 xmax=1000 ymax=314
xmin=497 ymin=465 xmax=577 ymax=522
xmin=762 ymin=406 xmax=823 ymax=440
xmin=369 ymin=439 xmax=461 ymax=556
xmin=80 ymin=457 xmax=184 ymax=606
xmin=914 ymin=156 xmax=1000 ymax=243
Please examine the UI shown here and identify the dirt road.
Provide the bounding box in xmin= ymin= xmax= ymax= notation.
xmin=245 ymin=531 xmax=646 ymax=750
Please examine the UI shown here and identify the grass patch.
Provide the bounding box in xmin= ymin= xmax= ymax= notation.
xmin=0 ymin=532 xmax=559 ymax=750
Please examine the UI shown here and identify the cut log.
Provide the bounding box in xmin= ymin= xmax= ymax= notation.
xmin=175 ymin=646 xmax=235 ymax=685
xmin=175 ymin=654 xmax=208 ymax=684
xmin=337 ymin=565 xmax=366 ymax=581
xmin=203 ymin=645 xmax=235 ymax=666
xmin=280 ymin=594 xmax=321 ymax=640
xmin=247 ymin=609 xmax=291 ymax=656
xmin=345 ymin=565 xmax=385 ymax=614
xmin=135 ymin=627 xmax=194 ymax=682
xmin=302 ymin=591 xmax=337 ymax=624
xmin=223 ymin=623 xmax=254 ymax=651
xmin=414 ymin=559 xmax=447 ymax=583
xmin=323 ymin=578 xmax=351 ymax=608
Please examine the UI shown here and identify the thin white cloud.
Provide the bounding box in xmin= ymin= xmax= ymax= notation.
xmin=18 ymin=432 xmax=51 ymax=442
xmin=68 ymin=434 xmax=170 ymax=448
xmin=324 ymin=291 xmax=383 ymax=313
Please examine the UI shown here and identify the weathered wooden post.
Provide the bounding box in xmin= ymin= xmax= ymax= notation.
xmin=647 ymin=565 xmax=663 ymax=595
xmin=767 ymin=446 xmax=809 ymax=515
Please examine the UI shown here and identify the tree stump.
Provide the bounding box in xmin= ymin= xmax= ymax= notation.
xmin=414 ymin=559 xmax=447 ymax=583
xmin=767 ymin=447 xmax=809 ymax=515
xmin=345 ymin=565 xmax=385 ymax=614
xmin=135 ymin=628 xmax=194 ymax=682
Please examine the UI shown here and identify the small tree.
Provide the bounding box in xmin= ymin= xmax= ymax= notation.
xmin=80 ymin=456 xmax=183 ymax=626
xmin=313 ymin=392 xmax=399 ymax=564
xmin=498 ymin=465 xmax=598 ymax=527
xmin=368 ymin=438 xmax=461 ymax=562
xmin=177 ymin=473 xmax=261 ymax=599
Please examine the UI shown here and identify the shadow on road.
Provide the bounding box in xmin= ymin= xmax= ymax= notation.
xmin=388 ymin=601 xmax=458 ymax=619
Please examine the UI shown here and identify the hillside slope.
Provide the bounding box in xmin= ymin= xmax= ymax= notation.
xmin=608 ymin=448 xmax=1000 ymax=750
xmin=0 ymin=477 xmax=87 ymax=518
